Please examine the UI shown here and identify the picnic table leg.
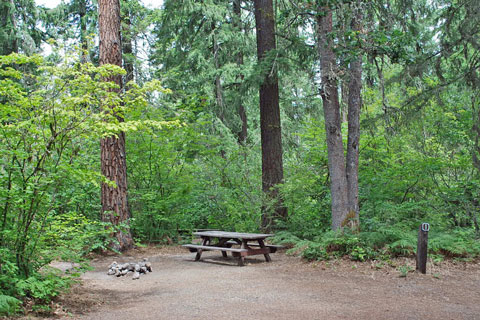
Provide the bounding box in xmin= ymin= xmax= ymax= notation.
xmin=238 ymin=240 xmax=246 ymax=266
xmin=258 ymin=239 xmax=272 ymax=262
xmin=217 ymin=238 xmax=229 ymax=258
xmin=195 ymin=237 xmax=209 ymax=261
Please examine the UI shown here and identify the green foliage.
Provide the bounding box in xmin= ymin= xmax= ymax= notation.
xmin=429 ymin=229 xmax=480 ymax=258
xmin=274 ymin=226 xmax=480 ymax=262
xmin=127 ymin=108 xmax=264 ymax=241
xmin=0 ymin=52 xmax=174 ymax=309
xmin=397 ymin=264 xmax=414 ymax=278
xmin=301 ymin=241 xmax=329 ymax=261
xmin=0 ymin=0 xmax=42 ymax=55
xmin=15 ymin=272 xmax=71 ymax=303
xmin=0 ymin=294 xmax=21 ymax=316
xmin=276 ymin=229 xmax=375 ymax=261
xmin=43 ymin=211 xmax=114 ymax=255
xmin=2 ymin=0 xmax=480 ymax=314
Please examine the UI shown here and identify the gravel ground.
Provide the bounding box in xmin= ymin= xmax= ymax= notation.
xmin=40 ymin=246 xmax=480 ymax=320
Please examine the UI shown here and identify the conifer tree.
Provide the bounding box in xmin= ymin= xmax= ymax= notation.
xmin=99 ymin=0 xmax=133 ymax=251
xmin=254 ymin=0 xmax=287 ymax=230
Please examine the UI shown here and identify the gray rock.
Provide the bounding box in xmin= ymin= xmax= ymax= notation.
xmin=107 ymin=260 xmax=153 ymax=277
xmin=145 ymin=262 xmax=152 ymax=272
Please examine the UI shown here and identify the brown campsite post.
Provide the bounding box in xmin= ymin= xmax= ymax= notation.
xmin=416 ymin=223 xmax=430 ymax=274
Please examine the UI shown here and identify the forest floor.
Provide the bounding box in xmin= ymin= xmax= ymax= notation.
xmin=25 ymin=246 xmax=480 ymax=320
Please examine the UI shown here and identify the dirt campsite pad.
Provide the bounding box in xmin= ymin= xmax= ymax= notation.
xmin=42 ymin=246 xmax=480 ymax=320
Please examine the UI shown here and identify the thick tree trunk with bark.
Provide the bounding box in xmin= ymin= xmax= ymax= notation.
xmin=346 ymin=5 xmax=363 ymax=224
xmin=99 ymin=0 xmax=133 ymax=251
xmin=317 ymin=8 xmax=349 ymax=230
xmin=317 ymin=3 xmax=364 ymax=231
xmin=254 ymin=0 xmax=287 ymax=230
xmin=233 ymin=0 xmax=247 ymax=145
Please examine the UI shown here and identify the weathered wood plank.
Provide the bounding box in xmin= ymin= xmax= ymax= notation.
xmin=194 ymin=231 xmax=274 ymax=240
xmin=230 ymin=247 xmax=272 ymax=257
xmin=225 ymin=241 xmax=283 ymax=253
xmin=182 ymin=244 xmax=248 ymax=253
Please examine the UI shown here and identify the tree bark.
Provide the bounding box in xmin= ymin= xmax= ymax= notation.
xmin=99 ymin=0 xmax=133 ymax=251
xmin=254 ymin=0 xmax=287 ymax=230
xmin=317 ymin=7 xmax=349 ymax=230
xmin=346 ymin=3 xmax=363 ymax=225
xmin=233 ymin=0 xmax=247 ymax=145
xmin=317 ymin=3 xmax=363 ymax=231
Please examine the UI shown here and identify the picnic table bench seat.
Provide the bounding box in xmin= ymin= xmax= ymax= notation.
xmin=182 ymin=244 xmax=248 ymax=253
xmin=224 ymin=241 xmax=284 ymax=253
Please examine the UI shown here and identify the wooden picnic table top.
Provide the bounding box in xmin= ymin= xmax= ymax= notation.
xmin=193 ymin=230 xmax=274 ymax=240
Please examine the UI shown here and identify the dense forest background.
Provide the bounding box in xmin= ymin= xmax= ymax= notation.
xmin=1 ymin=0 xmax=480 ymax=314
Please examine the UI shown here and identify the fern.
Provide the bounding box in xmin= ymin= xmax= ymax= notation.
xmin=272 ymin=231 xmax=301 ymax=247
xmin=0 ymin=294 xmax=21 ymax=316
xmin=429 ymin=231 xmax=480 ymax=258
xmin=388 ymin=238 xmax=416 ymax=256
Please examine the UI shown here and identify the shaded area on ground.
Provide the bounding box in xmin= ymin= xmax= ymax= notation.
xmin=45 ymin=246 xmax=480 ymax=320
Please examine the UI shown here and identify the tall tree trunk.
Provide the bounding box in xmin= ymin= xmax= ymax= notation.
xmin=233 ymin=0 xmax=247 ymax=145
xmin=346 ymin=2 xmax=363 ymax=225
xmin=99 ymin=0 xmax=133 ymax=251
xmin=254 ymin=0 xmax=287 ymax=231
xmin=317 ymin=7 xmax=349 ymax=230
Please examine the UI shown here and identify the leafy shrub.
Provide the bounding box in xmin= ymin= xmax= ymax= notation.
xmin=0 ymin=295 xmax=21 ymax=316
xmin=272 ymin=231 xmax=301 ymax=247
xmin=44 ymin=211 xmax=115 ymax=256
xmin=388 ymin=237 xmax=416 ymax=256
xmin=350 ymin=246 xmax=372 ymax=262
xmin=429 ymin=229 xmax=480 ymax=258
xmin=301 ymin=241 xmax=329 ymax=261
xmin=273 ymin=225 xmax=480 ymax=262
xmin=16 ymin=270 xmax=74 ymax=303
xmin=0 ymin=53 xmax=165 ymax=313
xmin=278 ymin=230 xmax=377 ymax=261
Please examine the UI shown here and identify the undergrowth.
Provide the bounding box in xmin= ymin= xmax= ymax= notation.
xmin=273 ymin=226 xmax=480 ymax=262
xmin=0 ymin=294 xmax=21 ymax=316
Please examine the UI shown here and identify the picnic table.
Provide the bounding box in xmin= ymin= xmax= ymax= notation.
xmin=182 ymin=231 xmax=282 ymax=266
